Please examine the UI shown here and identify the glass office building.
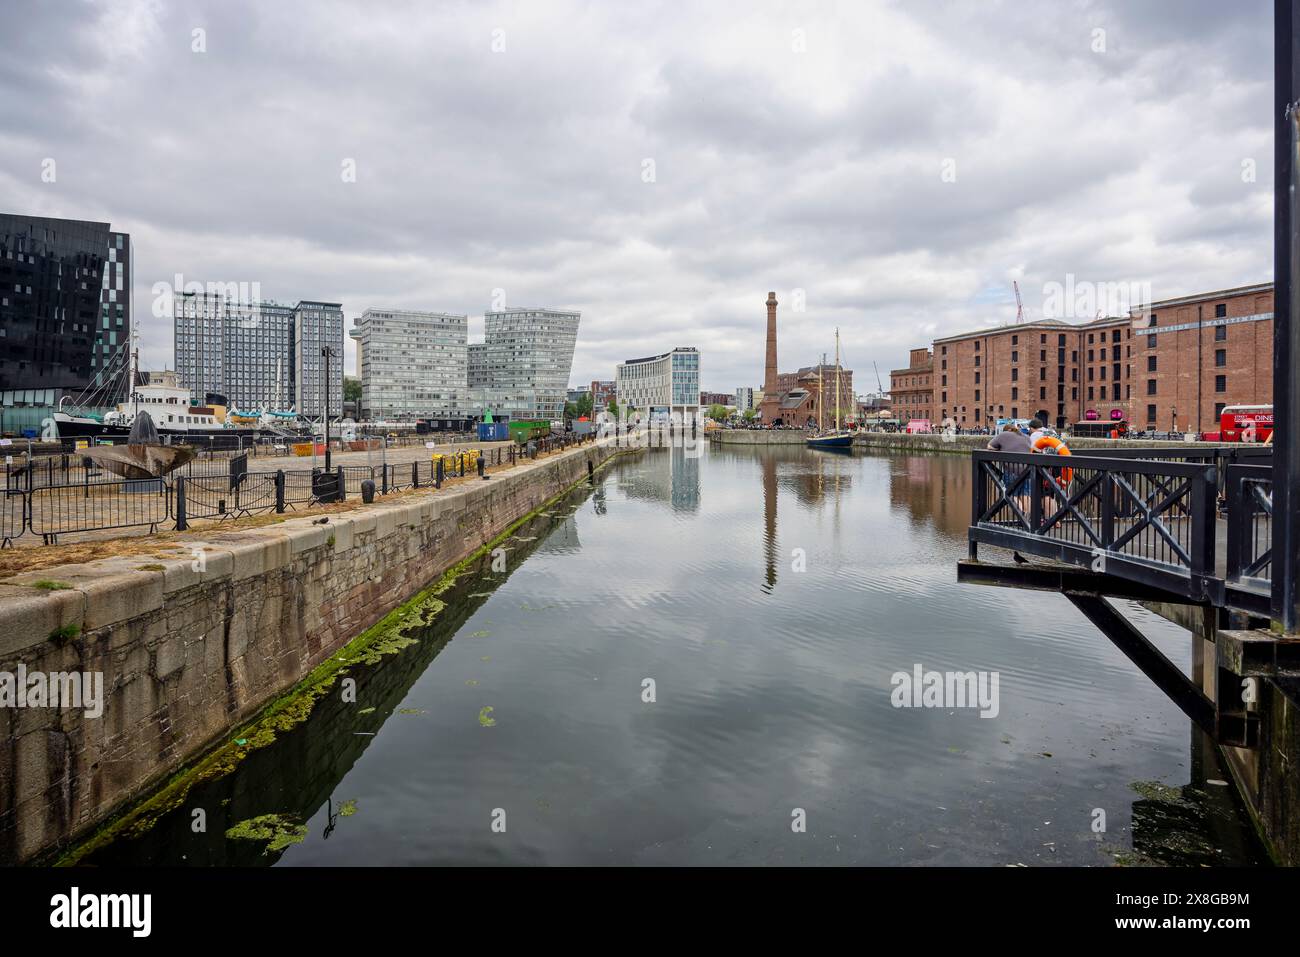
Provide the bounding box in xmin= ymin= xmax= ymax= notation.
xmin=353 ymin=308 xmax=468 ymax=420
xmin=615 ymin=346 xmax=701 ymax=420
xmin=473 ymin=307 xmax=580 ymax=421
xmin=0 ymin=215 xmax=110 ymax=408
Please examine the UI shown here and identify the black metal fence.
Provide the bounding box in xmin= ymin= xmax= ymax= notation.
xmin=969 ymin=446 xmax=1276 ymax=614
xmin=0 ymin=431 xmax=598 ymax=546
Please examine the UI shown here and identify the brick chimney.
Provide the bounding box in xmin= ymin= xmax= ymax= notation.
xmin=759 ymin=291 xmax=781 ymax=424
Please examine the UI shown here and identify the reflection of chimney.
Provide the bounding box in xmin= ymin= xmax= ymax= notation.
xmin=760 ymin=291 xmax=780 ymax=424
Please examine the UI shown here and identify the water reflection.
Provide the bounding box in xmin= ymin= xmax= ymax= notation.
xmin=73 ymin=443 xmax=1265 ymax=867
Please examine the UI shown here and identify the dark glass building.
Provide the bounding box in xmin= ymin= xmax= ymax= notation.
xmin=0 ymin=215 xmax=111 ymax=404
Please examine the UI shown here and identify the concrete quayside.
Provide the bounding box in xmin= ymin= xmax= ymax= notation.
xmin=0 ymin=436 xmax=628 ymax=864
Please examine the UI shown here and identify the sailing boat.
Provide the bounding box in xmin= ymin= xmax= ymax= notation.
xmin=806 ymin=328 xmax=854 ymax=450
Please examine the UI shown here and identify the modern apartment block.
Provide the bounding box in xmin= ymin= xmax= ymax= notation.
xmin=473 ymin=307 xmax=580 ymax=421
xmin=0 ymin=215 xmax=111 ymax=419
xmin=351 ymin=308 xmax=468 ymax=421
xmin=292 ymin=300 xmax=344 ymax=418
xmin=174 ymin=293 xmax=296 ymax=409
xmin=615 ymin=346 xmax=701 ymax=419
xmin=734 ymin=386 xmax=756 ymax=412
xmin=174 ymin=293 xmax=341 ymax=415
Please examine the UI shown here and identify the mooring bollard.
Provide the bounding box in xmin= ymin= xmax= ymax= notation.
xmin=435 ymin=458 xmax=444 ymax=489
xmin=478 ymin=457 xmax=487 ymax=480
xmin=361 ymin=479 xmax=376 ymax=503
xmin=275 ymin=470 xmax=285 ymax=512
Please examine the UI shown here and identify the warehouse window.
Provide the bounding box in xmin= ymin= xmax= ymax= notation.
xmin=1216 ymin=375 xmax=1226 ymax=393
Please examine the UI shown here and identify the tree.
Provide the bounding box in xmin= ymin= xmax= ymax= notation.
xmin=707 ymin=404 xmax=730 ymax=422
xmin=743 ymin=408 xmax=757 ymax=422
xmin=343 ymin=376 xmax=362 ymax=403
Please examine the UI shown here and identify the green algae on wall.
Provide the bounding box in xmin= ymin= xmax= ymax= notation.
xmin=54 ymin=444 xmax=636 ymax=866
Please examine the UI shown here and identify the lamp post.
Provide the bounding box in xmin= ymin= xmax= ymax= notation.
xmin=322 ymin=345 xmax=337 ymax=471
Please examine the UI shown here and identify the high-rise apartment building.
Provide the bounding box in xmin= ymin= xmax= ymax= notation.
xmin=472 ymin=307 xmax=580 ymax=421
xmin=292 ymin=300 xmax=344 ymax=419
xmin=174 ymin=293 xmax=295 ymax=409
xmin=352 ymin=308 xmax=468 ymax=421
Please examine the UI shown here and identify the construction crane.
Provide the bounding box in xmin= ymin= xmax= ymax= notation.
xmin=873 ymin=360 xmax=885 ymax=393
xmin=1013 ymin=280 xmax=1025 ymax=324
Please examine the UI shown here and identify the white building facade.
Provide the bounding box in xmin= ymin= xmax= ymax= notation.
xmin=615 ymin=347 xmax=701 ymax=421
xmin=353 ymin=308 xmax=468 ymax=421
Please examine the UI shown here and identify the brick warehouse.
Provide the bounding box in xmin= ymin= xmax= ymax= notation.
xmin=890 ymin=348 xmax=935 ymax=423
xmin=1131 ymin=282 xmax=1274 ymax=434
xmin=897 ymin=282 xmax=1274 ymax=434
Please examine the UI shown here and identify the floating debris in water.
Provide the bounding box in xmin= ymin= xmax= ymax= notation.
xmin=339 ymin=799 xmax=358 ymax=818
xmin=470 ymin=630 xmax=490 ymax=638
xmin=466 ymin=679 xmax=479 ymax=686
xmin=469 ymin=592 xmax=493 ymax=598
xmin=397 ymin=708 xmax=426 ymax=715
xmin=478 ymin=705 xmax=496 ymax=727
xmin=358 ymin=707 xmax=376 ymax=715
xmin=225 ymin=814 xmax=307 ymax=854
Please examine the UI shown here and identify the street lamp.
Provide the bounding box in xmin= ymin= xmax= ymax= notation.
xmin=322 ymin=345 xmax=337 ymax=470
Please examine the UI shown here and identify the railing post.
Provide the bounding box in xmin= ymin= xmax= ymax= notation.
xmin=412 ymin=461 xmax=419 ymax=489
xmin=1189 ymin=465 xmax=1217 ymax=589
xmin=336 ymin=466 xmax=346 ymax=501
xmin=275 ymin=470 xmax=285 ymax=513
xmin=435 ymin=458 xmax=443 ymax=489
xmin=176 ymin=476 xmax=188 ymax=531
xmin=1029 ymin=463 xmax=1043 ymax=533
xmin=1100 ymin=470 xmax=1115 ymax=550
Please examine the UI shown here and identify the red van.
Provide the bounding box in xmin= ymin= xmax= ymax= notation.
xmin=1219 ymin=404 xmax=1274 ymax=443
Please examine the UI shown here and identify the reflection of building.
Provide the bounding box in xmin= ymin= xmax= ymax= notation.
xmin=616 ymin=443 xmax=700 ymax=512
xmin=352 ymin=308 xmax=468 ymax=420
xmin=472 ymin=307 xmax=580 ymax=421
xmin=615 ymin=347 xmax=701 ymax=420
xmin=885 ymin=452 xmax=971 ymax=542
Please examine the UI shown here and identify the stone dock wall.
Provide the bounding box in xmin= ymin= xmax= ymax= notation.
xmin=0 ymin=439 xmax=623 ymax=863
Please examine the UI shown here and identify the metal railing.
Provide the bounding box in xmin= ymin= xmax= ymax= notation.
xmin=970 ymin=449 xmax=1220 ymax=602
xmin=1224 ymin=464 xmax=1273 ymax=614
xmin=0 ymin=431 xmax=598 ymax=546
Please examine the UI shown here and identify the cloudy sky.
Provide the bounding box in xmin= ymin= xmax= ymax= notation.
xmin=0 ymin=0 xmax=1275 ymax=392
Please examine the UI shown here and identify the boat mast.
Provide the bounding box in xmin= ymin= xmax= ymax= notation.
xmin=819 ymin=354 xmax=825 ymax=432
xmin=835 ymin=329 xmax=841 ymax=432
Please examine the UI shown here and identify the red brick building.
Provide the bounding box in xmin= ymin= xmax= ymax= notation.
xmin=899 ymin=281 xmax=1273 ymax=434
xmin=1129 ymin=283 xmax=1274 ymax=434
xmin=890 ymin=349 xmax=934 ymax=423
xmin=931 ymin=319 xmax=1129 ymax=430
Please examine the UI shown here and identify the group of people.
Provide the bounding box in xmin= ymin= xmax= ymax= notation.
xmin=986 ymin=418 xmax=1066 ymax=455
